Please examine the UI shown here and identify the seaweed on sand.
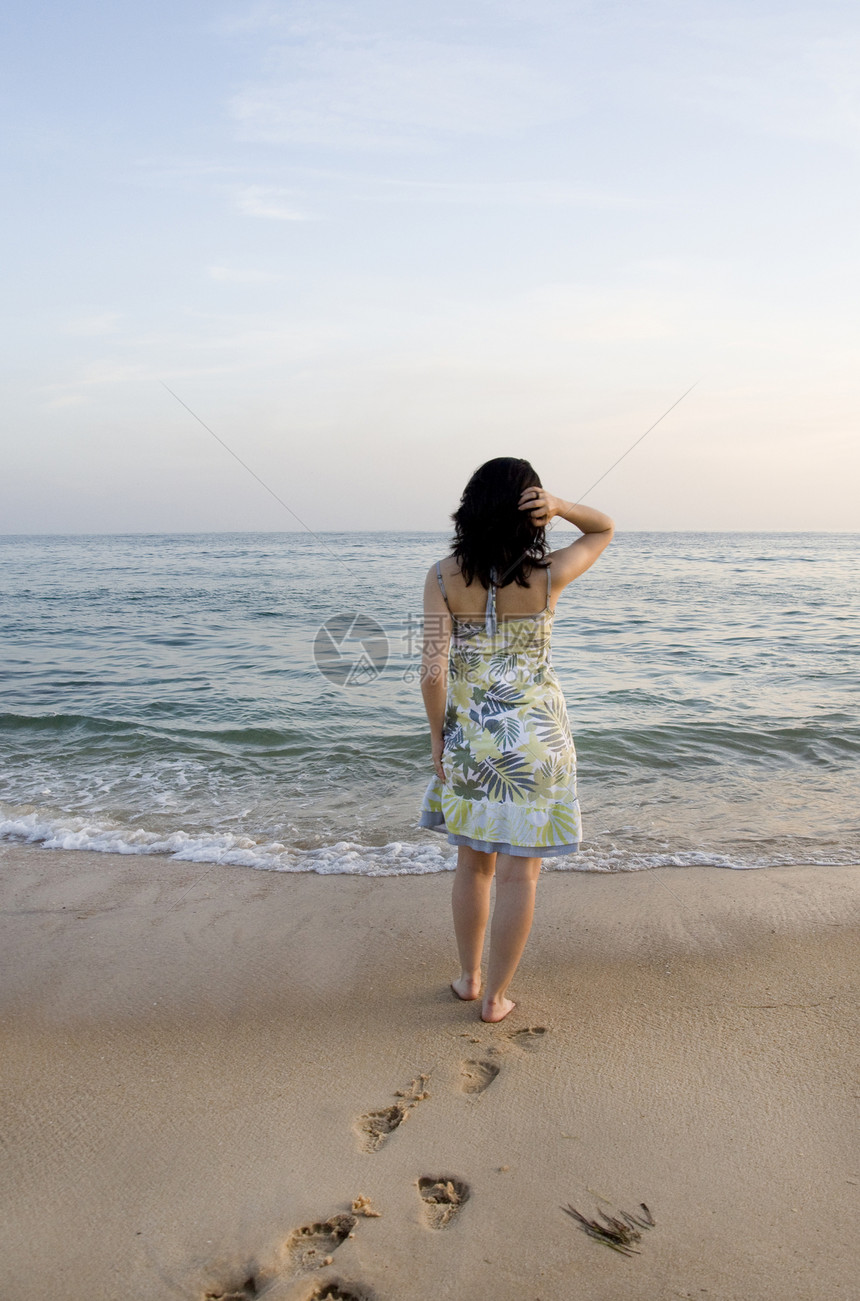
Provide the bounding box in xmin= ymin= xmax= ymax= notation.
xmin=561 ymin=1201 xmax=655 ymax=1256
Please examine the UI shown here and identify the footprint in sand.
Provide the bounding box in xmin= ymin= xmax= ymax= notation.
xmin=356 ymin=1075 xmax=430 ymax=1153
xmin=204 ymin=1213 xmax=365 ymax=1299
xmin=356 ymin=1102 xmax=410 ymax=1153
xmin=417 ymin=1175 xmax=471 ymax=1229
xmin=459 ymin=1058 xmax=501 ymax=1094
xmin=509 ymin=1025 xmax=548 ymax=1051
xmin=204 ymin=1276 xmax=257 ymax=1300
xmin=304 ymin=1281 xmax=376 ymax=1301
xmin=284 ymin=1214 xmax=357 ymax=1273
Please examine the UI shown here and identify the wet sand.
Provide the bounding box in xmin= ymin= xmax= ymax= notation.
xmin=1 ymin=842 xmax=858 ymax=1300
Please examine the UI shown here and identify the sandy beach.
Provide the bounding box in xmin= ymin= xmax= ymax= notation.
xmin=1 ymin=843 xmax=857 ymax=1300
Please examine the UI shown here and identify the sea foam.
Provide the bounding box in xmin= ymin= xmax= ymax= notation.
xmin=1 ymin=810 xmax=853 ymax=875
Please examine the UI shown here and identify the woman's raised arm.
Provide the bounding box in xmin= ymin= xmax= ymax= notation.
xmin=519 ymin=489 xmax=614 ymax=590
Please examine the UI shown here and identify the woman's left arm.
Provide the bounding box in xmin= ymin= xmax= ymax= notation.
xmin=421 ymin=564 xmax=452 ymax=781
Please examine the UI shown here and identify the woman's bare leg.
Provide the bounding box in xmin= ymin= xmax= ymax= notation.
xmin=482 ymin=854 xmax=541 ymax=1023
xmin=451 ymin=845 xmax=497 ymax=999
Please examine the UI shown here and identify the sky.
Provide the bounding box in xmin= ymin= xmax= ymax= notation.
xmin=1 ymin=0 xmax=858 ymax=532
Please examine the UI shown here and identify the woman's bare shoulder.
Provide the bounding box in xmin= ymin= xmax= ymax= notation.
xmin=436 ymin=554 xmax=459 ymax=577
xmin=424 ymin=556 xmax=457 ymax=590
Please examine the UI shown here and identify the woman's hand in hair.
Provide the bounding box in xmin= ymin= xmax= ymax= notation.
xmin=518 ymin=487 xmax=560 ymax=526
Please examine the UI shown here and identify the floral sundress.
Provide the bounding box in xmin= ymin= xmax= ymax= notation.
xmin=418 ymin=561 xmax=581 ymax=857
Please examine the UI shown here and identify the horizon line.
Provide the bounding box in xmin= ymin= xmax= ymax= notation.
xmin=1 ymin=528 xmax=857 ymax=539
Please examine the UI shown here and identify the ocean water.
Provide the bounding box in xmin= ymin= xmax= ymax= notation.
xmin=0 ymin=531 xmax=857 ymax=875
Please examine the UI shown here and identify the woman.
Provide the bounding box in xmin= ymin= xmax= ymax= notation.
xmin=419 ymin=457 xmax=614 ymax=1023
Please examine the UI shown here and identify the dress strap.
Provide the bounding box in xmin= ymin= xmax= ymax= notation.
xmin=435 ymin=561 xmax=451 ymax=610
xmin=545 ymin=562 xmax=552 ymax=610
xmin=486 ymin=566 xmax=498 ymax=637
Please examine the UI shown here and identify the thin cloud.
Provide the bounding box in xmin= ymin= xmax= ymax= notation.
xmin=130 ymin=157 xmax=246 ymax=188
xmin=78 ymin=360 xmax=148 ymax=387
xmin=45 ymin=393 xmax=88 ymax=410
xmin=207 ymin=264 xmax=284 ymax=283
xmin=229 ymin=35 xmax=572 ymax=151
xmin=235 ymin=185 xmax=309 ymax=219
xmin=63 ymin=312 xmax=122 ymax=337
xmin=635 ymin=12 xmax=860 ymax=150
xmin=339 ymin=176 xmax=649 ymax=209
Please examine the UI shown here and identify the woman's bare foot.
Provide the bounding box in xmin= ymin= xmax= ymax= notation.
xmin=481 ymin=996 xmax=516 ymax=1023
xmin=451 ymin=974 xmax=481 ymax=1001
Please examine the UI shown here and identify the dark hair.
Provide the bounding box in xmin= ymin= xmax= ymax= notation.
xmin=450 ymin=457 xmax=549 ymax=589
